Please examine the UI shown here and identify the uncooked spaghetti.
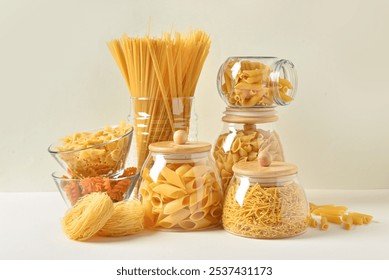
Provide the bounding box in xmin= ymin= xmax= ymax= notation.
xmin=108 ymin=30 xmax=211 ymax=168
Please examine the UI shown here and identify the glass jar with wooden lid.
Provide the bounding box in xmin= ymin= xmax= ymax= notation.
xmin=222 ymin=153 xmax=309 ymax=239
xmin=213 ymin=107 xmax=284 ymax=194
xmin=138 ymin=130 xmax=223 ymax=231
xmin=217 ymin=56 xmax=298 ymax=107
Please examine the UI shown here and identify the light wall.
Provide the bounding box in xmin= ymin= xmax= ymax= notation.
xmin=1 ymin=0 xmax=388 ymax=191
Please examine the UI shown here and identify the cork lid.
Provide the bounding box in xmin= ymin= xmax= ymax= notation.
xmin=149 ymin=130 xmax=212 ymax=154
xmin=232 ymin=152 xmax=297 ymax=178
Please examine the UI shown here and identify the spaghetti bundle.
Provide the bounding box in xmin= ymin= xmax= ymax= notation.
xmin=108 ymin=30 xmax=211 ymax=168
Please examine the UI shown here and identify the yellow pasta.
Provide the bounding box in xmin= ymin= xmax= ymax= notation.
xmin=222 ymin=182 xmax=309 ymax=239
xmin=320 ymin=216 xmax=329 ymax=231
xmin=152 ymin=184 xmax=187 ymax=199
xmin=349 ymin=212 xmax=373 ymax=224
xmin=62 ymin=192 xmax=114 ymax=241
xmin=312 ymin=206 xmax=348 ymax=216
xmin=108 ymin=30 xmax=211 ymax=169
xmin=343 ymin=215 xmax=353 ymax=230
xmin=139 ymin=162 xmax=223 ymax=231
xmin=53 ymin=122 xmax=133 ymax=178
xmin=220 ymin=59 xmax=293 ymax=107
xmin=214 ymin=127 xmax=284 ymax=193
xmin=320 ymin=214 xmax=342 ymax=224
xmin=179 ymin=218 xmax=212 ymax=230
xmin=98 ymin=200 xmax=144 ymax=237
xmin=310 ymin=202 xmax=373 ymax=231
xmin=161 ymin=167 xmax=185 ymax=189
xmin=309 ymin=217 xmax=318 ymax=228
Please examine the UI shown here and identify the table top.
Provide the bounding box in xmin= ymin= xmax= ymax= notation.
xmin=0 ymin=189 xmax=388 ymax=260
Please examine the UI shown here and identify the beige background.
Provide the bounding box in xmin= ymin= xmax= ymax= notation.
xmin=1 ymin=0 xmax=388 ymax=191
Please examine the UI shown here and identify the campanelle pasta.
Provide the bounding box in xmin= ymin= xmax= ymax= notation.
xmin=139 ymin=162 xmax=223 ymax=231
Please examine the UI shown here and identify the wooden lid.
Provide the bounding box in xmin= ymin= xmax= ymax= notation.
xmin=222 ymin=107 xmax=278 ymax=124
xmin=232 ymin=160 xmax=298 ymax=178
xmin=149 ymin=130 xmax=211 ymax=154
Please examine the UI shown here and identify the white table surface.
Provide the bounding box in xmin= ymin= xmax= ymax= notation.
xmin=0 ymin=189 xmax=388 ymax=260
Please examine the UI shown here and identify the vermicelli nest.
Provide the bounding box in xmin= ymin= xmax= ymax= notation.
xmin=98 ymin=199 xmax=145 ymax=237
xmin=62 ymin=192 xmax=114 ymax=241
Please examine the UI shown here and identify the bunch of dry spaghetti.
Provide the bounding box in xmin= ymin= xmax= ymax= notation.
xmin=108 ymin=30 xmax=211 ymax=169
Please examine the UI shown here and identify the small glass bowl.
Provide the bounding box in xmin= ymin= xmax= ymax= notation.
xmin=48 ymin=125 xmax=133 ymax=178
xmin=52 ymin=171 xmax=139 ymax=208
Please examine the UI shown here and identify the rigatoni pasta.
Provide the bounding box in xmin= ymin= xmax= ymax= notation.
xmin=309 ymin=203 xmax=374 ymax=231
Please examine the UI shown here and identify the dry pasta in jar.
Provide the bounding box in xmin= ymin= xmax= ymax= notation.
xmin=217 ymin=56 xmax=297 ymax=107
xmin=213 ymin=107 xmax=284 ymax=194
xmin=137 ymin=130 xmax=223 ymax=231
xmin=222 ymin=160 xmax=310 ymax=239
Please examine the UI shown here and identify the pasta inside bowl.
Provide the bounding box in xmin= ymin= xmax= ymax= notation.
xmin=48 ymin=123 xmax=133 ymax=178
xmin=52 ymin=170 xmax=139 ymax=208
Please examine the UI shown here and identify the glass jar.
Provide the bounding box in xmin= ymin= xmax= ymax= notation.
xmin=127 ymin=97 xmax=198 ymax=170
xmin=137 ymin=130 xmax=223 ymax=231
xmin=222 ymin=158 xmax=309 ymax=239
xmin=217 ymin=56 xmax=298 ymax=107
xmin=213 ymin=107 xmax=284 ymax=194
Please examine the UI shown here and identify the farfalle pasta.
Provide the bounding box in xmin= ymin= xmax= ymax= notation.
xmin=214 ymin=125 xmax=284 ymax=193
xmin=139 ymin=162 xmax=223 ymax=231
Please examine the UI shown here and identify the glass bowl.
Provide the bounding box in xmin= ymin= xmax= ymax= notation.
xmin=52 ymin=171 xmax=139 ymax=208
xmin=48 ymin=124 xmax=133 ymax=178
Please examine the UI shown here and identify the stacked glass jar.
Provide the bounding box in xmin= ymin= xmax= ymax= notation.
xmin=213 ymin=56 xmax=298 ymax=194
xmin=215 ymin=57 xmax=310 ymax=239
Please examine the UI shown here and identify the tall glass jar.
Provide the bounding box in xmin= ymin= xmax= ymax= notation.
xmin=127 ymin=97 xmax=198 ymax=170
xmin=213 ymin=107 xmax=284 ymax=194
xmin=222 ymin=158 xmax=310 ymax=239
xmin=217 ymin=56 xmax=298 ymax=107
xmin=137 ymin=130 xmax=223 ymax=231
